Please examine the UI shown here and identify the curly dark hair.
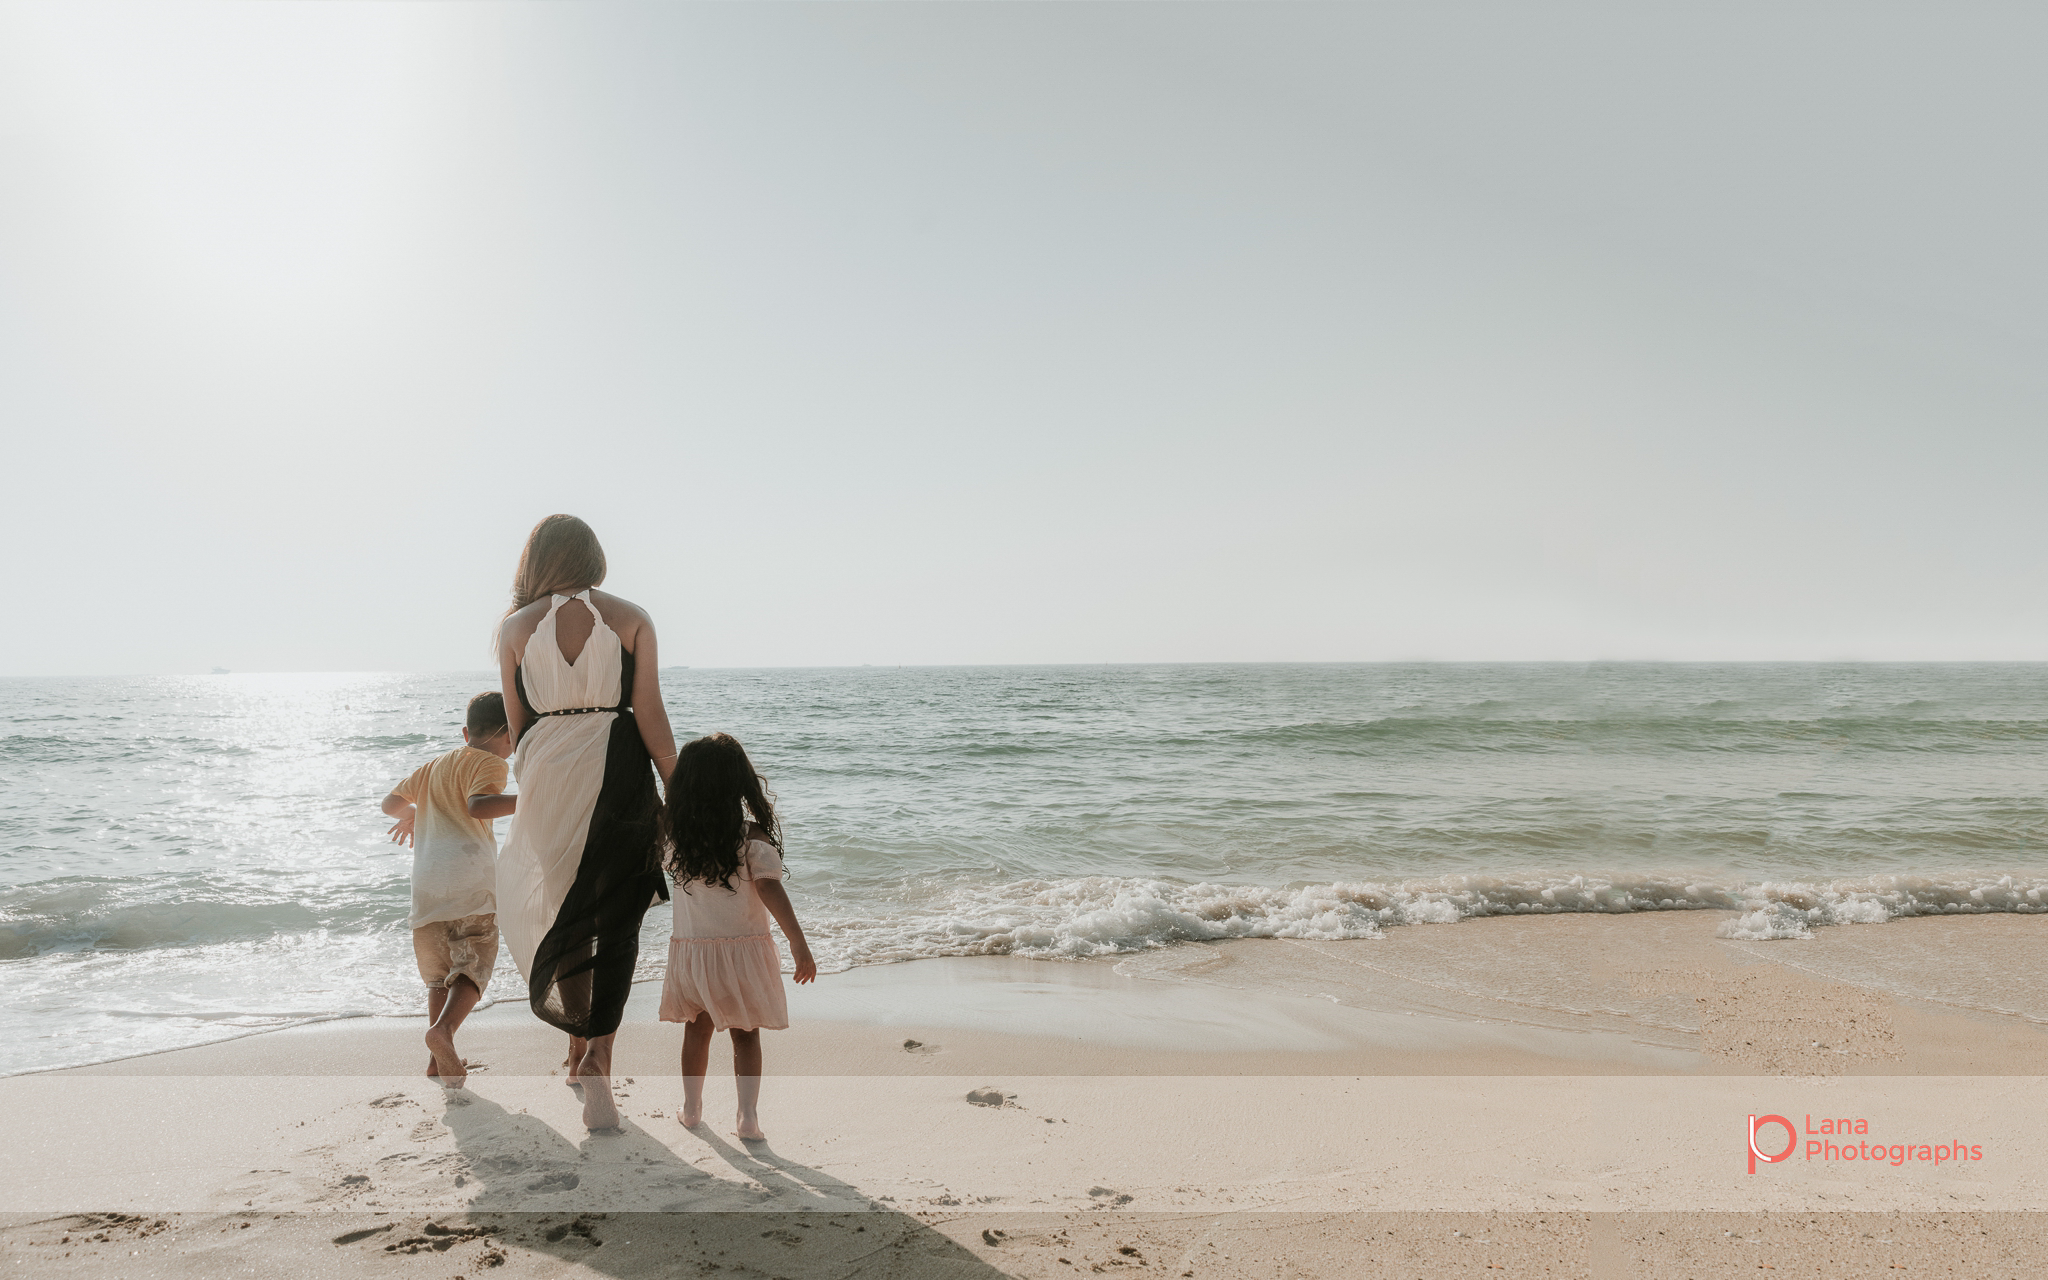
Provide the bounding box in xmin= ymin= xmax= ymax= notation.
xmin=663 ymin=733 xmax=781 ymax=892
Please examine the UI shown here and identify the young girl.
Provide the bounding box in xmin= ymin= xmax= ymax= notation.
xmin=659 ymin=732 xmax=816 ymax=1140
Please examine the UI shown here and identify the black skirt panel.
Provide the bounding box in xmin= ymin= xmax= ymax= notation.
xmin=517 ymin=648 xmax=668 ymax=1039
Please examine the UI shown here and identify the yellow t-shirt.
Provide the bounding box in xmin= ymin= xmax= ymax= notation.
xmin=394 ymin=746 xmax=509 ymax=928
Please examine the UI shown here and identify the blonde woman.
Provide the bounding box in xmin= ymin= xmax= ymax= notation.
xmin=496 ymin=514 xmax=677 ymax=1130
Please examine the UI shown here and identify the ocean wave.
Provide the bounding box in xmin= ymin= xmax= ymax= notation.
xmin=1219 ymin=716 xmax=2048 ymax=754
xmin=799 ymin=871 xmax=2048 ymax=966
xmin=0 ymin=899 xmax=330 ymax=958
xmin=0 ymin=875 xmax=395 ymax=959
xmin=785 ymin=877 xmax=1385 ymax=967
xmin=10 ymin=869 xmax=2039 ymax=970
xmin=1710 ymin=875 xmax=2044 ymax=940
xmin=338 ymin=734 xmax=436 ymax=751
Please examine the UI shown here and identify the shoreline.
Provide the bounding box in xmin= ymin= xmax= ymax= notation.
xmin=5 ymin=911 xmax=2047 ymax=1275
xmin=31 ymin=908 xmax=2048 ymax=1080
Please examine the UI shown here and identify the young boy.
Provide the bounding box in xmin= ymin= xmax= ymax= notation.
xmin=381 ymin=691 xmax=517 ymax=1088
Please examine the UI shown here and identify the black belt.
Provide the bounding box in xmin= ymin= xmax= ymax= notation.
xmin=534 ymin=704 xmax=625 ymax=718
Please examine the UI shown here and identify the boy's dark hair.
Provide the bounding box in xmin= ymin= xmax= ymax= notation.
xmin=663 ymin=733 xmax=781 ymax=892
xmin=466 ymin=691 xmax=509 ymax=739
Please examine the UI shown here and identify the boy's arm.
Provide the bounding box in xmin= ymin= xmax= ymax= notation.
xmin=382 ymin=791 xmax=416 ymax=846
xmin=468 ymin=793 xmax=516 ymax=820
xmin=466 ymin=754 xmax=513 ymax=820
xmin=753 ymin=880 xmax=817 ymax=984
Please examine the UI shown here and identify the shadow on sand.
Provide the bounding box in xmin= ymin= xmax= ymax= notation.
xmin=437 ymin=1088 xmax=1011 ymax=1278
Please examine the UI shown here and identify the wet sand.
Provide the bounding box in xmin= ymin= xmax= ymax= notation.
xmin=3 ymin=910 xmax=2045 ymax=1277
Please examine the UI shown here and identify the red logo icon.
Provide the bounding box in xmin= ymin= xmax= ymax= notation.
xmin=1747 ymin=1113 xmax=1797 ymax=1174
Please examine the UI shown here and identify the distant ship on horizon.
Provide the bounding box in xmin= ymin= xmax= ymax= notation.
xmin=210 ymin=667 xmax=229 ymax=675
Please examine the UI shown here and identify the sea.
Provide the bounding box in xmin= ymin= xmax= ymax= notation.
xmin=2 ymin=663 xmax=2045 ymax=1076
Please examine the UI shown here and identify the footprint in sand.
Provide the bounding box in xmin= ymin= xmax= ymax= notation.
xmin=541 ymin=1216 xmax=601 ymax=1245
xmin=368 ymin=1094 xmax=410 ymax=1110
xmin=525 ymin=1171 xmax=581 ymax=1192
xmin=902 ymin=1039 xmax=942 ymax=1055
xmin=383 ymin=1221 xmax=491 ymax=1255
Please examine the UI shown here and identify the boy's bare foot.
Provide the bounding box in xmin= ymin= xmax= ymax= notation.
xmin=676 ymin=1105 xmax=702 ymax=1128
xmin=425 ymin=1026 xmax=467 ymax=1088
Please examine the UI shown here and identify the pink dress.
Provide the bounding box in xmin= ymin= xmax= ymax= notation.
xmin=659 ymin=837 xmax=789 ymax=1031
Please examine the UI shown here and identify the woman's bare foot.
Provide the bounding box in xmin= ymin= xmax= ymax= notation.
xmin=676 ymin=1105 xmax=702 ymax=1128
xmin=426 ymin=1056 xmax=439 ymax=1078
xmin=424 ymin=1026 xmax=466 ymax=1088
xmin=734 ymin=1115 xmax=766 ymax=1142
xmin=581 ymin=1079 xmax=619 ymax=1130
xmin=578 ymin=1054 xmax=618 ymax=1130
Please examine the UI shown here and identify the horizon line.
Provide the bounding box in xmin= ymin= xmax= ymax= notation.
xmin=10 ymin=657 xmax=2048 ymax=679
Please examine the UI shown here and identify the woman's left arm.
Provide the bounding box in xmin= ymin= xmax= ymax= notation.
xmin=628 ymin=613 xmax=678 ymax=784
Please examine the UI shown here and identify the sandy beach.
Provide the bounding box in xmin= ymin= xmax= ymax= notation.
xmin=5 ymin=911 xmax=2046 ymax=1277
xmin=10 ymin=0 xmax=2048 ymax=1273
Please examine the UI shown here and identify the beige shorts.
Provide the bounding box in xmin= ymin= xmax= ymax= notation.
xmin=412 ymin=914 xmax=499 ymax=992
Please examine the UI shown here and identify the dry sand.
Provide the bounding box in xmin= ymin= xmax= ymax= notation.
xmin=4 ymin=910 xmax=2045 ymax=1277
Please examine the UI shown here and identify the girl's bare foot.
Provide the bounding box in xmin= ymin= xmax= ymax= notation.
xmin=734 ymin=1115 xmax=766 ymax=1142
xmin=676 ymin=1105 xmax=702 ymax=1128
xmin=424 ymin=1026 xmax=466 ymax=1088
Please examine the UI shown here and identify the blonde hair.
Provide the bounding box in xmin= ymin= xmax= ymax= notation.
xmin=508 ymin=514 xmax=607 ymax=615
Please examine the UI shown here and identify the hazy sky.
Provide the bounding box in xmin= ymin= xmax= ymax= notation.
xmin=4 ymin=2 xmax=2044 ymax=674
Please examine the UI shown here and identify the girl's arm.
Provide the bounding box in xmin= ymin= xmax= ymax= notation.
xmin=754 ymin=881 xmax=817 ymax=984
xmin=626 ymin=616 xmax=679 ymax=784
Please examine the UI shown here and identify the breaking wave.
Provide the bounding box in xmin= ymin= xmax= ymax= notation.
xmin=794 ymin=871 xmax=2048 ymax=967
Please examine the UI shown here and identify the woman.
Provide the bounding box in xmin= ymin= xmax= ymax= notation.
xmin=496 ymin=514 xmax=676 ymax=1130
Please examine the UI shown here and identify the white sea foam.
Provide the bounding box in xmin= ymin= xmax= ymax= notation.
xmin=796 ymin=871 xmax=2048 ymax=968
xmin=1709 ymin=875 xmax=2041 ymax=940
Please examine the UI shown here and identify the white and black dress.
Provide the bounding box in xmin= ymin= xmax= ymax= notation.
xmin=497 ymin=590 xmax=666 ymax=1038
